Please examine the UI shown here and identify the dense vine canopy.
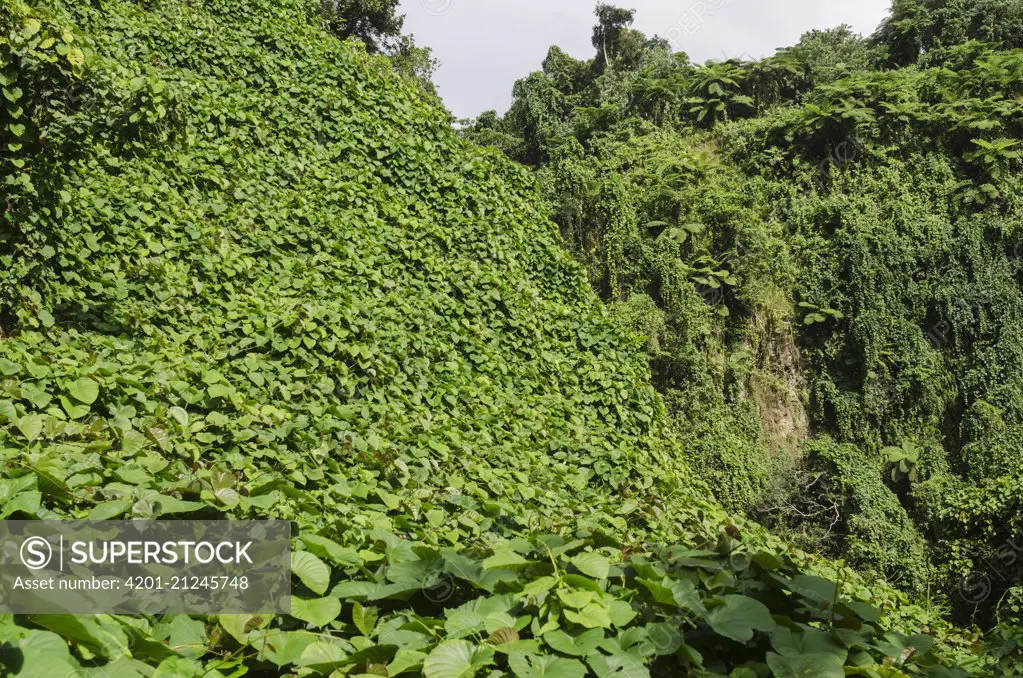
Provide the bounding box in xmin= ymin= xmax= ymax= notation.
xmin=3 ymin=0 xmax=1023 ymax=674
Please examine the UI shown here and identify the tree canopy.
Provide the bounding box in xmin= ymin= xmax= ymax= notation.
xmin=460 ymin=3 xmax=1023 ymax=672
xmin=319 ymin=0 xmax=404 ymax=52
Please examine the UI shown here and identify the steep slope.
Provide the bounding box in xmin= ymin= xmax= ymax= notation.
xmin=0 ymin=0 xmax=981 ymax=675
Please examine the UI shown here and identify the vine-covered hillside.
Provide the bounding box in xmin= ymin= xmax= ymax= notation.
xmin=0 ymin=0 xmax=1009 ymax=675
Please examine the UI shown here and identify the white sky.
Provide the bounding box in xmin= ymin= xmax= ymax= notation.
xmin=399 ymin=0 xmax=892 ymax=119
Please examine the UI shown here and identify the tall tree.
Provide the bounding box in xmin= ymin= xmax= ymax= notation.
xmin=592 ymin=4 xmax=636 ymax=71
xmin=319 ymin=0 xmax=404 ymax=53
xmin=390 ymin=35 xmax=440 ymax=95
xmin=542 ymin=46 xmax=594 ymax=97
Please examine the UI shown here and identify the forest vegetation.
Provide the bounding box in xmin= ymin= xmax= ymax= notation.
xmin=462 ymin=0 xmax=1023 ymax=643
xmin=3 ymin=0 xmax=1023 ymax=675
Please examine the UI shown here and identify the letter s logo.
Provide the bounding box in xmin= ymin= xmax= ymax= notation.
xmin=20 ymin=536 xmax=53 ymax=570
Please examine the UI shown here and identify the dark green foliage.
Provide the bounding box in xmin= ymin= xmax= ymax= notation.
xmin=591 ymin=4 xmax=636 ymax=71
xmin=316 ymin=0 xmax=438 ymax=95
xmin=1 ymin=0 xmax=987 ymax=674
xmin=873 ymin=0 xmax=1023 ymax=66
xmin=783 ymin=26 xmax=882 ymax=87
xmin=463 ymin=0 xmax=1023 ymax=669
xmin=800 ymin=438 xmax=932 ymax=594
xmin=319 ymin=0 xmax=403 ymax=52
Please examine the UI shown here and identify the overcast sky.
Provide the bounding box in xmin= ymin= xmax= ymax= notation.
xmin=399 ymin=0 xmax=892 ymax=119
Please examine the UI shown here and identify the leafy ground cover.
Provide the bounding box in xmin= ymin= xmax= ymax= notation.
xmin=0 ymin=0 xmax=1008 ymax=675
xmin=460 ymin=4 xmax=1023 ymax=671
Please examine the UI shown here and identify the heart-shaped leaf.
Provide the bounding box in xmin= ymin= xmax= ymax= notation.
xmin=705 ymin=595 xmax=775 ymax=643
xmin=292 ymin=551 xmax=330 ymax=595
xmin=68 ymin=377 xmax=100 ymax=405
xmin=290 ymin=596 xmax=341 ymax=628
xmin=423 ymin=640 xmax=494 ymax=678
